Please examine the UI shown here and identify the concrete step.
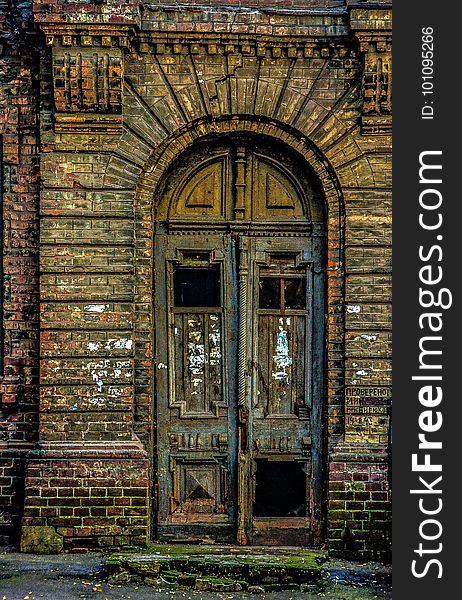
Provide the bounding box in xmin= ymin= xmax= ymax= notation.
xmin=104 ymin=544 xmax=326 ymax=592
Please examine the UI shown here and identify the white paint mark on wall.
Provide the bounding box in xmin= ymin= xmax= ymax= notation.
xmin=84 ymin=304 xmax=108 ymax=313
xmin=114 ymin=360 xmax=131 ymax=369
xmin=107 ymin=386 xmax=124 ymax=397
xmin=347 ymin=305 xmax=361 ymax=313
xmin=107 ymin=338 xmax=132 ymax=350
xmin=92 ymin=373 xmax=104 ymax=392
xmin=353 ymin=334 xmax=378 ymax=342
xmin=85 ymin=359 xmax=132 ymax=392
xmin=86 ymin=338 xmax=133 ymax=352
xmin=88 ymin=397 xmax=106 ymax=408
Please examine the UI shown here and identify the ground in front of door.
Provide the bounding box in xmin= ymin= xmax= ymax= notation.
xmin=0 ymin=551 xmax=391 ymax=600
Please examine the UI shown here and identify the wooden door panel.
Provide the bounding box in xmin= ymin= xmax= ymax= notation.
xmin=247 ymin=237 xmax=324 ymax=545
xmin=166 ymin=150 xmax=231 ymax=222
xmin=255 ymin=314 xmax=307 ymax=418
xmin=155 ymin=234 xmax=238 ymax=540
xmin=252 ymin=154 xmax=307 ymax=221
xmin=169 ymin=456 xmax=229 ymax=522
xmin=172 ymin=312 xmax=223 ymax=417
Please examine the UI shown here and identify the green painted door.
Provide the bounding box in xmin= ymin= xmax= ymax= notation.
xmin=154 ymin=137 xmax=325 ymax=545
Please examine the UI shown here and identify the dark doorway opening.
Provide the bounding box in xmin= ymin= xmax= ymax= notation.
xmin=253 ymin=460 xmax=307 ymax=517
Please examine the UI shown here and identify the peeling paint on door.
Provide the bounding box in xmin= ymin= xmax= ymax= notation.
xmin=272 ymin=319 xmax=293 ymax=382
xmin=173 ymin=313 xmax=223 ymax=415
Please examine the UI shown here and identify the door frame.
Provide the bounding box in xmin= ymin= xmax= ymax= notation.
xmin=154 ymin=229 xmax=326 ymax=545
xmin=148 ymin=131 xmax=335 ymax=546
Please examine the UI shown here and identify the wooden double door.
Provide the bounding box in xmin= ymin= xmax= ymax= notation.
xmin=154 ymin=138 xmax=325 ymax=546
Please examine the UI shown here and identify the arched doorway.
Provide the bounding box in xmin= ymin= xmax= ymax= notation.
xmin=154 ymin=134 xmax=326 ymax=546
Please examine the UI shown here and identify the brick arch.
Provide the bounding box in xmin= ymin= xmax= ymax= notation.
xmin=132 ymin=115 xmax=345 ymax=450
xmin=139 ymin=116 xmax=343 ymax=220
xmin=136 ymin=117 xmax=344 ymax=274
xmin=105 ymin=39 xmax=369 ymax=195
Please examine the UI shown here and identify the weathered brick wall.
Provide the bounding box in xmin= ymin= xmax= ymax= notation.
xmin=2 ymin=0 xmax=393 ymax=557
xmin=329 ymin=450 xmax=391 ymax=560
xmin=0 ymin=0 xmax=40 ymax=546
xmin=21 ymin=445 xmax=148 ymax=551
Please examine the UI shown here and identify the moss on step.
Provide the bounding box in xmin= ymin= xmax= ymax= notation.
xmin=104 ymin=544 xmax=325 ymax=591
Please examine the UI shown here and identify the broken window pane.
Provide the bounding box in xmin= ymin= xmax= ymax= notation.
xmin=284 ymin=278 xmax=306 ymax=309
xmin=173 ymin=267 xmax=221 ymax=307
xmin=259 ymin=277 xmax=306 ymax=310
xmin=259 ymin=277 xmax=281 ymax=309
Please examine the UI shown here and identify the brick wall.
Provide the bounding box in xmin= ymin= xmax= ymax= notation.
xmin=328 ymin=450 xmax=391 ymax=561
xmin=1 ymin=0 xmax=393 ymax=557
xmin=0 ymin=0 xmax=40 ymax=546
xmin=21 ymin=445 xmax=149 ymax=551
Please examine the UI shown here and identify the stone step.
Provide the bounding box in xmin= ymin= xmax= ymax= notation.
xmin=104 ymin=544 xmax=326 ymax=592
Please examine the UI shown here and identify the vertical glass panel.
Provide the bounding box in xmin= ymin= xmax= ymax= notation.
xmin=174 ymin=266 xmax=220 ymax=307
xmin=259 ymin=277 xmax=281 ymax=309
xmin=284 ymin=278 xmax=306 ymax=309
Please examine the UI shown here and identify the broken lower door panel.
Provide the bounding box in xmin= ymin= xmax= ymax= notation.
xmin=155 ymin=234 xmax=238 ymax=542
